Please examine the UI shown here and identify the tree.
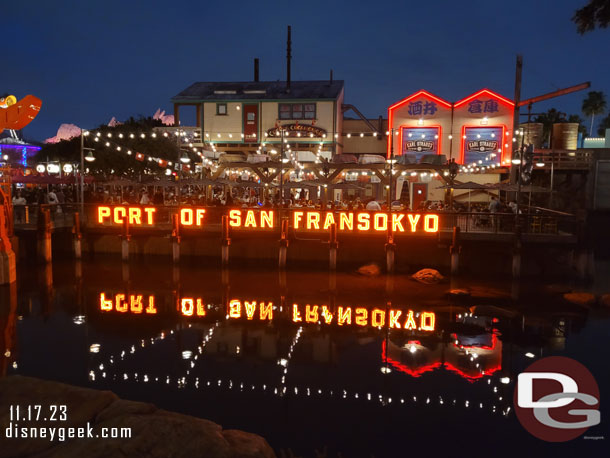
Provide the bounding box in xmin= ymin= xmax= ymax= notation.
xmin=597 ymin=113 xmax=610 ymax=136
xmin=573 ymin=0 xmax=610 ymax=34
xmin=582 ymin=91 xmax=607 ymax=136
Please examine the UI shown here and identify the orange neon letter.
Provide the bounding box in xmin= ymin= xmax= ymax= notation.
xmin=357 ymin=213 xmax=370 ymax=231
xmin=339 ymin=212 xmax=353 ymax=231
xmin=260 ymin=302 xmax=273 ymax=320
xmin=389 ymin=310 xmax=402 ymax=328
xmin=323 ymin=212 xmax=336 ymax=230
xmin=373 ymin=213 xmax=388 ymax=231
xmin=421 ymin=312 xmax=435 ymax=331
xmin=115 ymin=294 xmax=127 ymax=312
xmin=424 ymin=215 xmax=439 ymax=233
xmin=293 ymin=211 xmax=304 ymax=229
xmin=305 ymin=305 xmax=319 ymax=323
xmin=128 ymin=207 xmax=142 ymax=225
xmin=338 ymin=306 xmax=352 ymax=325
xmin=392 ymin=214 xmax=405 ymax=232
xmin=144 ymin=207 xmax=156 ymax=225
xmin=244 ymin=301 xmax=257 ymax=320
xmin=130 ymin=295 xmax=143 ymax=314
xmin=146 ymin=296 xmax=157 ymax=314
xmin=113 ymin=206 xmax=126 ymax=224
xmin=292 ymin=304 xmax=303 ymax=322
xmin=404 ymin=310 xmax=417 ymax=330
xmin=229 ymin=299 xmax=241 ymax=318
xmin=196 ymin=209 xmax=206 ymax=226
xmin=261 ymin=211 xmax=274 ymax=228
xmin=180 ymin=208 xmax=194 ymax=226
xmin=244 ymin=210 xmax=257 ymax=227
xmin=407 ymin=214 xmax=420 ymax=232
xmin=355 ymin=308 xmax=368 ymax=326
xmin=98 ymin=206 xmax=111 ymax=224
xmin=371 ymin=309 xmax=385 ymax=327
xmin=100 ymin=293 xmax=113 ymax=311
xmin=307 ymin=212 xmax=320 ymax=230
xmin=229 ymin=209 xmax=241 ymax=227
xmin=181 ymin=298 xmax=194 ymax=316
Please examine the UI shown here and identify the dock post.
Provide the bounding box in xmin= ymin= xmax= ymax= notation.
xmin=512 ymin=229 xmax=521 ymax=279
xmin=73 ymin=212 xmax=82 ymax=259
xmin=121 ymin=218 xmax=130 ymax=262
xmin=0 ymin=201 xmax=16 ymax=284
xmin=37 ymin=206 xmax=52 ymax=263
xmin=450 ymin=226 xmax=460 ymax=276
xmin=329 ymin=222 xmax=338 ymax=271
xmin=385 ymin=228 xmax=395 ymax=274
xmin=279 ymin=217 xmax=289 ymax=269
xmin=171 ymin=213 xmax=180 ymax=264
xmin=221 ymin=215 xmax=230 ymax=267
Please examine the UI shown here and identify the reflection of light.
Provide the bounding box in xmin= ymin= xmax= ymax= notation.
xmin=278 ymin=358 xmax=288 ymax=367
xmin=409 ymin=345 xmax=417 ymax=354
xmin=380 ymin=366 xmax=392 ymax=374
xmin=89 ymin=344 xmax=101 ymax=353
xmin=73 ymin=315 xmax=86 ymax=325
xmin=4 ymin=350 xmax=10 ymax=357
xmin=500 ymin=377 xmax=510 ymax=384
xmin=182 ymin=351 xmax=193 ymax=360
xmin=525 ymin=352 xmax=535 ymax=358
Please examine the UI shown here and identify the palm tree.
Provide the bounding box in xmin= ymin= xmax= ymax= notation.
xmin=597 ymin=113 xmax=610 ymax=136
xmin=534 ymin=108 xmax=566 ymax=146
xmin=582 ymin=91 xmax=607 ymax=136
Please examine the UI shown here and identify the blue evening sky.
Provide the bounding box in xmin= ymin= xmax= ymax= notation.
xmin=4 ymin=0 xmax=609 ymax=141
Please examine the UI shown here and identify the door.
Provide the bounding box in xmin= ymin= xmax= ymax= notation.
xmin=243 ymin=104 xmax=258 ymax=143
xmin=411 ymin=183 xmax=428 ymax=210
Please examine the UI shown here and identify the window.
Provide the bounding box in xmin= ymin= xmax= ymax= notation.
xmin=279 ymin=103 xmax=316 ymax=120
xmin=216 ymin=103 xmax=227 ymax=115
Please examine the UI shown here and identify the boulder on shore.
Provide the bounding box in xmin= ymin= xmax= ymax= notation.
xmin=563 ymin=292 xmax=596 ymax=308
xmin=0 ymin=375 xmax=275 ymax=458
xmin=412 ymin=268 xmax=444 ymax=284
xmin=357 ymin=263 xmax=380 ymax=277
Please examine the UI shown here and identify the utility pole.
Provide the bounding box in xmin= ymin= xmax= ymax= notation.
xmin=511 ymin=55 xmax=523 ymax=185
xmin=80 ymin=130 xmax=85 ymax=215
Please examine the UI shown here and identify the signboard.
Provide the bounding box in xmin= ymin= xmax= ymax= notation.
xmin=462 ymin=126 xmax=504 ymax=166
xmin=96 ymin=206 xmax=440 ymax=234
xmin=401 ymin=126 xmax=440 ymax=160
xmin=266 ymin=124 xmax=327 ymax=138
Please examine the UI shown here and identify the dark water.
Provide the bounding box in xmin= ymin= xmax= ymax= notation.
xmin=1 ymin=259 xmax=609 ymax=457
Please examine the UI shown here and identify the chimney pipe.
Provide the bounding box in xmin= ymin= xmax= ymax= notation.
xmin=329 ymin=69 xmax=333 ymax=85
xmin=254 ymin=58 xmax=259 ymax=82
xmin=286 ymin=25 xmax=291 ymax=93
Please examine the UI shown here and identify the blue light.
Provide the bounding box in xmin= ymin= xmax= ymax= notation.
xmin=22 ymin=146 xmax=27 ymax=166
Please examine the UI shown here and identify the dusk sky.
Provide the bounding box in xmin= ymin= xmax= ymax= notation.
xmin=5 ymin=0 xmax=609 ymax=142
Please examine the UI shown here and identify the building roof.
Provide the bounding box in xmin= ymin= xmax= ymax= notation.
xmin=172 ymin=80 xmax=344 ymax=103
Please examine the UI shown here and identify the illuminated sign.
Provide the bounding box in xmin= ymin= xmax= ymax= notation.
xmin=95 ymin=206 xmax=439 ymax=234
xmin=266 ymin=123 xmax=327 ymax=138
xmin=462 ymin=126 xmax=504 ymax=166
xmin=401 ymin=126 xmax=440 ymax=160
xmin=407 ymin=101 xmax=437 ymax=116
xmin=98 ymin=293 xmax=436 ymax=332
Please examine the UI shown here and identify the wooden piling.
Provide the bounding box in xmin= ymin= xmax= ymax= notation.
xmin=171 ymin=213 xmax=180 ymax=264
xmin=329 ymin=222 xmax=338 ymax=271
xmin=279 ymin=217 xmax=289 ymax=269
xmin=37 ymin=207 xmax=52 ymax=263
xmin=450 ymin=226 xmax=460 ymax=276
xmin=221 ymin=215 xmax=230 ymax=266
xmin=73 ymin=212 xmax=82 ymax=259
xmin=121 ymin=217 xmax=130 ymax=262
xmin=385 ymin=228 xmax=395 ymax=274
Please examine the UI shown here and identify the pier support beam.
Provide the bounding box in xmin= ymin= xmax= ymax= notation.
xmin=512 ymin=230 xmax=522 ymax=279
xmin=171 ymin=214 xmax=180 ymax=264
xmin=278 ymin=217 xmax=289 ymax=270
xmin=221 ymin=215 xmax=230 ymax=267
xmin=121 ymin=218 xmax=130 ymax=262
xmin=450 ymin=226 xmax=461 ymax=276
xmin=385 ymin=229 xmax=395 ymax=274
xmin=37 ymin=207 xmax=52 ymax=264
xmin=73 ymin=212 xmax=82 ymax=260
xmin=329 ymin=223 xmax=338 ymax=271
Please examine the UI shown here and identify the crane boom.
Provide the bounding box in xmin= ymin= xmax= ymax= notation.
xmin=518 ymin=82 xmax=590 ymax=107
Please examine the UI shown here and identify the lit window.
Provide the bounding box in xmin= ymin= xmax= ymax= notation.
xmin=278 ymin=103 xmax=316 ymax=120
xmin=216 ymin=103 xmax=227 ymax=115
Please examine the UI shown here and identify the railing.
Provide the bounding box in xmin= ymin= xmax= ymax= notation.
xmin=533 ymin=149 xmax=594 ymax=170
xmin=11 ymin=204 xmax=578 ymax=237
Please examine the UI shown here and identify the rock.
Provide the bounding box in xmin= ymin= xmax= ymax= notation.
xmin=357 ymin=263 xmax=380 ymax=276
xmin=600 ymin=294 xmax=610 ymax=308
xmin=448 ymin=288 xmax=471 ymax=298
xmin=563 ymin=292 xmax=596 ymax=308
xmin=0 ymin=376 xmax=275 ymax=458
xmin=412 ymin=268 xmax=444 ymax=284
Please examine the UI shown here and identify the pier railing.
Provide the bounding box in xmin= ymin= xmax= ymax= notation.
xmin=11 ymin=204 xmax=578 ymax=237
